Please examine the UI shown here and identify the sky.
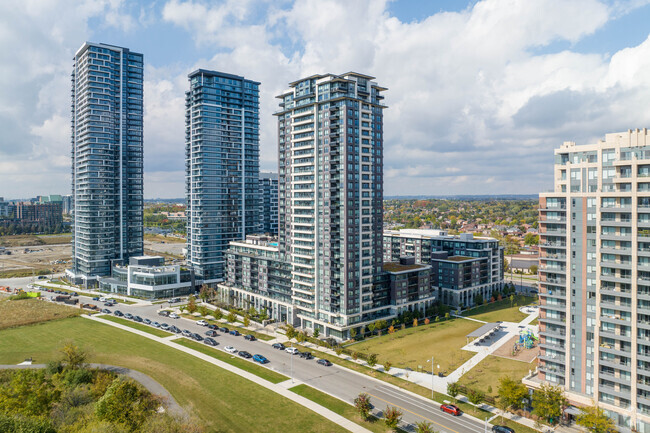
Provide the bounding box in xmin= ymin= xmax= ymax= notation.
xmin=1 ymin=0 xmax=650 ymax=199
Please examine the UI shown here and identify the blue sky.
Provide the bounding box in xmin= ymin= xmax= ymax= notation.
xmin=1 ymin=0 xmax=650 ymax=199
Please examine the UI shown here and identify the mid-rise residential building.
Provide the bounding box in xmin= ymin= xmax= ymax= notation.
xmin=259 ymin=172 xmax=279 ymax=235
xmin=185 ymin=69 xmax=260 ymax=284
xmin=67 ymin=42 xmax=144 ymax=285
xmin=383 ymin=229 xmax=504 ymax=307
xmin=99 ymin=256 xmax=193 ymax=299
xmin=220 ymin=72 xmax=392 ymax=339
xmin=531 ymin=129 xmax=650 ymax=432
xmin=378 ymin=256 xmax=434 ymax=315
xmin=15 ymin=202 xmax=63 ymax=227
xmin=0 ymin=197 xmax=10 ymax=218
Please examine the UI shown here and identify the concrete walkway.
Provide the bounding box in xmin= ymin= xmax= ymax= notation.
xmin=0 ymin=363 xmax=186 ymax=417
xmin=84 ymin=314 xmax=372 ymax=433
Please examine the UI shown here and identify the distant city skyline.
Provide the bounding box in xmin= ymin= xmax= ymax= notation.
xmin=1 ymin=0 xmax=650 ymax=198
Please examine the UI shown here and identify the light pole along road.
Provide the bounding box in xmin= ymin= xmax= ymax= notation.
xmin=44 ymin=293 xmax=489 ymax=433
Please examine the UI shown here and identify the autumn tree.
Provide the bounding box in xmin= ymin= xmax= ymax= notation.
xmin=354 ymin=393 xmax=372 ymax=420
xmin=576 ymin=404 xmax=617 ymax=433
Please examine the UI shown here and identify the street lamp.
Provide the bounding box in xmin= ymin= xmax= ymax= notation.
xmin=426 ymin=356 xmax=434 ymax=400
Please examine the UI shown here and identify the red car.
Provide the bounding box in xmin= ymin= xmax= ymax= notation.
xmin=440 ymin=404 xmax=461 ymax=416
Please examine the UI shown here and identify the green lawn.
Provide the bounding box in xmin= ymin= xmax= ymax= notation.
xmin=348 ymin=318 xmax=481 ymax=373
xmin=100 ymin=314 xmax=173 ymax=338
xmin=463 ymin=295 xmax=536 ymax=323
xmin=175 ymin=338 xmax=288 ymax=384
xmin=459 ymin=355 xmax=537 ymax=397
xmin=0 ymin=317 xmax=347 ymax=433
xmin=290 ymin=384 xmax=407 ymax=433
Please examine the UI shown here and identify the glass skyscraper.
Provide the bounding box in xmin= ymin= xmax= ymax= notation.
xmin=67 ymin=42 xmax=144 ymax=284
xmin=185 ymin=69 xmax=260 ymax=283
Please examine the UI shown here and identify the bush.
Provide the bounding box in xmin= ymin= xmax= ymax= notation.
xmin=467 ymin=388 xmax=485 ymax=405
xmin=383 ymin=361 xmax=392 ymax=372
xmin=447 ymin=382 xmax=460 ymax=400
xmin=213 ymin=309 xmax=223 ymax=320
xmin=63 ymin=368 xmax=93 ymax=386
xmin=354 ymin=393 xmax=372 ymax=420
xmin=383 ymin=405 xmax=403 ymax=430
xmin=367 ymin=353 xmax=378 ymax=367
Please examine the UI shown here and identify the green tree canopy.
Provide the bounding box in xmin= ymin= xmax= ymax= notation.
xmin=576 ymin=404 xmax=617 ymax=433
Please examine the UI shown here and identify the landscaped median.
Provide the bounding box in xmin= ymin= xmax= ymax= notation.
xmin=175 ymin=338 xmax=288 ymax=384
xmin=100 ymin=314 xmax=173 ymax=338
xmin=178 ymin=312 xmax=274 ymax=341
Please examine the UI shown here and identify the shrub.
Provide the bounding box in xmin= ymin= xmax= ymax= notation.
xmin=383 ymin=361 xmax=392 ymax=372
xmin=413 ymin=318 xmax=418 ymax=327
xmin=354 ymin=393 xmax=372 ymax=420
xmin=447 ymin=382 xmax=460 ymax=400
xmin=367 ymin=353 xmax=378 ymax=367
xmin=352 ymin=352 xmax=359 ymax=361
xmin=213 ymin=309 xmax=223 ymax=320
xmin=243 ymin=315 xmax=250 ymax=327
xmin=313 ymin=328 xmax=320 ymax=339
xmin=226 ymin=311 xmax=236 ymax=323
xmin=424 ymin=317 xmax=430 ymax=325
xmin=415 ymin=420 xmax=436 ymax=433
xmin=198 ymin=306 xmax=208 ymax=317
xmin=335 ymin=346 xmax=343 ymax=356
xmin=467 ymin=388 xmax=485 ymax=405
xmin=383 ymin=405 xmax=403 ymax=430
xmin=187 ymin=295 xmax=197 ymax=314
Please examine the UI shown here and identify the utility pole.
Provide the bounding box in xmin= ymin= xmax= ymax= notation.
xmin=427 ymin=356 xmax=434 ymax=400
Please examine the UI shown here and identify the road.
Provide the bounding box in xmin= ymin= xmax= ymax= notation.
xmin=38 ymin=291 xmax=489 ymax=433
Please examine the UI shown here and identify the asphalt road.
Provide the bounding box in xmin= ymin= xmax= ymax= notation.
xmin=41 ymin=292 xmax=489 ymax=433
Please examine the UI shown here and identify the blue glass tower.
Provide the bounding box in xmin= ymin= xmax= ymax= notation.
xmin=68 ymin=42 xmax=144 ymax=284
xmin=185 ymin=70 xmax=260 ymax=283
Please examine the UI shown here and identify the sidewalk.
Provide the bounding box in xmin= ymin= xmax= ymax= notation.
xmin=84 ymin=314 xmax=372 ymax=433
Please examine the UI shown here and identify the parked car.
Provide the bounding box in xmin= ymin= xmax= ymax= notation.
xmin=114 ymin=310 xmax=124 ymax=317
xmin=317 ymin=359 xmax=332 ymax=367
xmin=207 ymin=324 xmax=217 ymax=330
xmin=196 ymin=320 xmax=208 ymax=326
xmin=299 ymin=352 xmax=313 ymax=360
xmin=170 ymin=326 xmax=181 ymax=334
xmin=191 ymin=333 xmax=204 ymax=341
xmin=160 ymin=323 xmax=171 ymax=331
xmin=124 ymin=313 xmax=133 ymax=320
xmin=158 ymin=310 xmax=170 ymax=317
xmin=92 ymin=297 xmax=100 ymax=301
xmin=440 ymin=404 xmax=461 ymax=416
xmin=492 ymin=426 xmax=515 ymax=433
xmin=219 ymin=326 xmax=229 ymax=333
xmin=285 ymin=347 xmax=299 ymax=355
xmin=204 ymin=338 xmax=218 ymax=346
xmin=133 ymin=316 xmax=143 ymax=323
xmin=224 ymin=346 xmax=237 ymax=354
xmin=253 ymin=354 xmax=269 ymax=364
xmin=205 ymin=330 xmax=218 ymax=337
xmin=143 ymin=318 xmax=151 ymax=325
xmin=170 ymin=297 xmax=181 ymax=303
xmin=169 ymin=313 xmax=180 ymax=319
xmin=152 ymin=321 xmax=161 ymax=328
xmin=229 ymin=330 xmax=241 ymax=336
xmin=182 ymin=330 xmax=192 ymax=337
xmin=99 ymin=297 xmax=107 ymax=302
xmin=238 ymin=351 xmax=252 ymax=359
xmin=272 ymin=343 xmax=285 ymax=350
xmin=101 ymin=308 xmax=111 ymax=314
xmin=244 ymin=334 xmax=256 ymax=341
xmin=104 ymin=302 xmax=114 ymax=306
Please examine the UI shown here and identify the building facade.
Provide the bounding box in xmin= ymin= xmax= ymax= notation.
xmin=533 ymin=129 xmax=650 ymax=432
xmin=259 ymin=172 xmax=279 ymax=235
xmin=220 ymin=72 xmax=390 ymax=339
xmin=185 ymin=69 xmax=260 ymax=284
xmin=15 ymin=202 xmax=63 ymax=227
xmin=68 ymin=42 xmax=144 ymax=284
xmin=383 ymin=230 xmax=504 ymax=307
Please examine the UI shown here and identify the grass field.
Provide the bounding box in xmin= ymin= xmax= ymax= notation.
xmin=100 ymin=314 xmax=173 ymax=338
xmin=463 ymin=295 xmax=536 ymax=323
xmin=290 ymin=384 xmax=407 ymax=433
xmin=348 ymin=318 xmax=481 ymax=373
xmin=144 ymin=233 xmax=186 ymax=243
xmin=0 ymin=316 xmax=347 ymax=433
xmin=0 ymin=298 xmax=79 ymax=330
xmin=458 ymin=355 xmax=537 ymax=397
xmin=0 ymin=233 xmax=72 ymax=247
xmin=175 ymin=338 xmax=288 ymax=384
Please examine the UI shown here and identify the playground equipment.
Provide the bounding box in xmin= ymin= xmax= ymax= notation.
xmin=512 ymin=329 xmax=538 ymax=355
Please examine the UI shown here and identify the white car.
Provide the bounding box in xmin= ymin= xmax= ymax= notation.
xmin=225 ymin=346 xmax=237 ymax=353
xmin=169 ymin=313 xmax=179 ymax=319
xmin=196 ymin=320 xmax=208 ymax=326
xmin=99 ymin=297 xmax=107 ymax=302
xmin=285 ymin=347 xmax=299 ymax=355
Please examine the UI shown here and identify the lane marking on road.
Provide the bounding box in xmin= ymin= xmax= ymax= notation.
xmin=373 ymin=385 xmax=485 ymax=431
xmin=367 ymin=392 xmax=466 ymax=433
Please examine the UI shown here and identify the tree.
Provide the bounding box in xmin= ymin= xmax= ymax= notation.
xmin=349 ymin=328 xmax=357 ymax=340
xmin=198 ymin=285 xmax=209 ymax=302
xmin=415 ymin=421 xmax=437 ymax=433
xmin=226 ymin=311 xmax=236 ymax=323
xmin=383 ymin=406 xmax=403 ymax=430
xmin=60 ymin=342 xmax=87 ymax=370
xmin=187 ymin=295 xmax=197 ymax=314
xmin=213 ymin=309 xmax=223 ymax=320
xmin=313 ymin=328 xmax=320 ymax=339
xmin=467 ymin=388 xmax=485 ymax=406
xmin=368 ymin=322 xmax=376 ymax=335
xmin=367 ymin=353 xmax=378 ymax=367
xmin=532 ymin=383 xmax=567 ymax=425
xmin=248 ymin=306 xmax=257 ymax=317
xmin=95 ymin=378 xmax=160 ymax=431
xmin=335 ymin=346 xmax=343 ymax=356
xmin=529 ymin=264 xmax=538 ymax=275
xmin=296 ymin=332 xmax=306 ymax=343
xmin=495 ymin=396 xmax=509 ymax=424
xmin=497 ymin=376 xmax=528 ymax=410
xmin=447 ymin=382 xmax=460 ymax=401
xmin=285 ymin=324 xmax=296 ymax=340
xmin=388 ymin=325 xmax=395 ymax=335
xmin=198 ymin=306 xmax=208 ymax=317
xmin=243 ymin=315 xmax=250 ymax=327
xmin=424 ymin=317 xmax=430 ymax=325
xmin=524 ymin=233 xmax=539 ymax=246
xmin=383 ymin=361 xmax=392 ymax=372
xmin=576 ymin=404 xmax=617 ymax=433
xmin=413 ymin=318 xmax=418 ymax=327
xmin=354 ymin=393 xmax=372 ymax=420
xmin=259 ymin=307 xmax=268 ymax=321
xmin=510 ymin=294 xmax=515 ymax=307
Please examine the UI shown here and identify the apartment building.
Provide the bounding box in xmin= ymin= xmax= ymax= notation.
xmin=533 ymin=129 xmax=650 ymax=432
xmin=383 ymin=229 xmax=504 ymax=307
xmin=15 ymin=202 xmax=62 ymax=227
xmin=185 ymin=69 xmax=260 ymax=284
xmin=259 ymin=172 xmax=279 ymax=235
xmin=67 ymin=42 xmax=144 ymax=284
